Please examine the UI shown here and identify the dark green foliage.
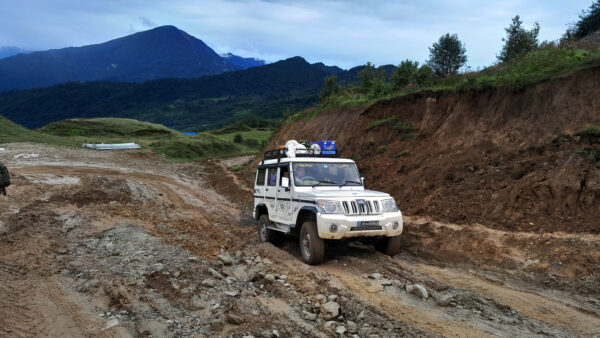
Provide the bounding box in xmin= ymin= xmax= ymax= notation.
xmin=233 ymin=134 xmax=243 ymax=143
xmin=348 ymin=154 xmax=362 ymax=161
xmin=415 ymin=65 xmax=436 ymax=86
xmin=231 ymin=164 xmax=244 ymax=172
xmin=319 ymin=75 xmax=340 ymax=100
xmin=394 ymin=122 xmax=416 ymax=140
xmin=565 ymin=1 xmax=600 ymax=39
xmin=366 ymin=117 xmax=397 ymax=130
xmin=391 ymin=60 xmax=420 ymax=88
xmin=358 ymin=62 xmax=377 ymax=91
xmin=243 ymin=138 xmax=258 ymax=147
xmin=498 ymin=16 xmax=540 ymax=63
xmin=427 ymin=33 xmax=468 ymax=77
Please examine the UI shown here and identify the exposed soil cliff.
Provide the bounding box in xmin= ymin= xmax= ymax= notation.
xmin=267 ymin=67 xmax=600 ymax=234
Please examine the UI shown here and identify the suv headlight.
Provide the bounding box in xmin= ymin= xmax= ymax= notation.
xmin=316 ymin=200 xmax=344 ymax=214
xmin=381 ymin=198 xmax=399 ymax=213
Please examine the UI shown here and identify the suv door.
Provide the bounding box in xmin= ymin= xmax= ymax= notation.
xmin=265 ymin=167 xmax=277 ymax=218
xmin=254 ymin=167 xmax=266 ymax=208
xmin=274 ymin=164 xmax=293 ymax=224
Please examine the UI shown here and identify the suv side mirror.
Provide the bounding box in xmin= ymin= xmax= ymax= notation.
xmin=281 ymin=177 xmax=290 ymax=188
xmin=361 ymin=177 xmax=365 ymax=186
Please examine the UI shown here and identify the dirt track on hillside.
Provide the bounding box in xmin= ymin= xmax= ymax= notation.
xmin=1 ymin=143 xmax=599 ymax=337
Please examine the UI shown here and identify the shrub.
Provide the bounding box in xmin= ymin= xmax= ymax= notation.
xmin=377 ymin=145 xmax=388 ymax=154
xmin=391 ymin=60 xmax=419 ymax=88
xmin=244 ymin=138 xmax=259 ymax=147
xmin=233 ymin=134 xmax=243 ymax=143
xmin=231 ymin=164 xmax=244 ymax=172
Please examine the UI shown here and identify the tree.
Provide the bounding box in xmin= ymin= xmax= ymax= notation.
xmin=427 ymin=33 xmax=467 ymax=77
xmin=233 ymin=134 xmax=243 ymax=143
xmin=565 ymin=0 xmax=600 ymax=39
xmin=415 ymin=65 xmax=436 ymax=86
xmin=498 ymin=15 xmax=540 ymax=63
xmin=391 ymin=60 xmax=419 ymax=88
xmin=357 ymin=62 xmax=376 ymax=91
xmin=319 ymin=75 xmax=340 ymax=100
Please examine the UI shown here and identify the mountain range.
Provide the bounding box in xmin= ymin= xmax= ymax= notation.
xmin=0 ymin=26 xmax=265 ymax=91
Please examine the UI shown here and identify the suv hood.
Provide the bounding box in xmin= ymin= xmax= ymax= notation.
xmin=297 ymin=190 xmax=390 ymax=199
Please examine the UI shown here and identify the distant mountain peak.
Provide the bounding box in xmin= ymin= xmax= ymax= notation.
xmin=220 ymin=52 xmax=265 ymax=69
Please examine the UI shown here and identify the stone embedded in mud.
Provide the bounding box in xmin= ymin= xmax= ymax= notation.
xmin=102 ymin=319 xmax=120 ymax=331
xmin=406 ymin=283 xmax=428 ymax=299
xmin=379 ymin=279 xmax=393 ymax=286
xmin=225 ymin=313 xmax=244 ymax=325
xmin=435 ymin=293 xmax=455 ymax=307
xmin=336 ymin=326 xmax=347 ymax=335
xmin=224 ymin=290 xmax=239 ymax=297
xmin=303 ymin=310 xmax=317 ymax=321
xmin=321 ymin=301 xmax=341 ymax=320
xmin=328 ymin=294 xmax=338 ymax=301
xmin=369 ymin=273 xmax=382 ymax=280
xmin=201 ymin=279 xmax=217 ymax=287
xmin=357 ymin=311 xmax=366 ymax=321
xmin=218 ymin=252 xmax=234 ymax=265
xmin=263 ymin=258 xmax=273 ymax=265
xmin=208 ymin=267 xmax=224 ymax=279
xmin=347 ymin=320 xmax=358 ymax=333
xmin=232 ymin=265 xmax=250 ymax=282
xmin=264 ymin=273 xmax=276 ymax=281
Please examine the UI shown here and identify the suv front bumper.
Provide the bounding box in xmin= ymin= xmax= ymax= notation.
xmin=316 ymin=211 xmax=403 ymax=239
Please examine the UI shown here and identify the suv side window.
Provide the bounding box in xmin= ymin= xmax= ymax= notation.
xmin=256 ymin=168 xmax=266 ymax=186
xmin=267 ymin=167 xmax=277 ymax=186
xmin=279 ymin=165 xmax=289 ymax=186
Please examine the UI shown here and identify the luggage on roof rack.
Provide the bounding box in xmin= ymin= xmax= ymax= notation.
xmin=263 ymin=147 xmax=340 ymax=160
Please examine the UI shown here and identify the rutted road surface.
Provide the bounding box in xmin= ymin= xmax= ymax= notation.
xmin=1 ymin=143 xmax=599 ymax=337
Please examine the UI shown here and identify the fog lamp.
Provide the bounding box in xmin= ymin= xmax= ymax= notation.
xmin=392 ymin=222 xmax=400 ymax=230
xmin=330 ymin=224 xmax=339 ymax=232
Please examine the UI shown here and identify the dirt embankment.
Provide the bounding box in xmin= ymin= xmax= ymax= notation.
xmin=267 ymin=67 xmax=600 ymax=234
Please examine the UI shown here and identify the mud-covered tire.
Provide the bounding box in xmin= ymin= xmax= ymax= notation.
xmin=258 ymin=214 xmax=282 ymax=244
xmin=300 ymin=221 xmax=325 ymax=265
xmin=375 ymin=236 xmax=402 ymax=256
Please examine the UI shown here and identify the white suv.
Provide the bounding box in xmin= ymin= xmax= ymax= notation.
xmin=253 ymin=144 xmax=403 ymax=265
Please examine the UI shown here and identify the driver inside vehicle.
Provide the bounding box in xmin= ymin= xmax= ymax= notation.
xmin=294 ymin=166 xmax=307 ymax=185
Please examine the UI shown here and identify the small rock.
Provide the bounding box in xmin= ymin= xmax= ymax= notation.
xmin=321 ymin=301 xmax=341 ymax=320
xmin=263 ymin=258 xmax=273 ymax=265
xmin=224 ymin=290 xmax=239 ymax=297
xmin=315 ymin=294 xmax=327 ymax=303
xmin=357 ymin=311 xmax=366 ymax=321
xmin=173 ymin=271 xmax=181 ymax=278
xmin=201 ymin=279 xmax=217 ymax=287
xmin=347 ymin=320 xmax=358 ymax=333
xmin=408 ymin=284 xmax=428 ymax=299
xmin=369 ymin=273 xmax=382 ymax=280
xmin=272 ymin=329 xmax=280 ymax=337
xmin=208 ymin=267 xmax=224 ymax=279
xmin=218 ymin=253 xmax=234 ymax=265
xmin=278 ymin=274 xmax=287 ymax=280
xmin=188 ymin=256 xmax=199 ymax=262
xmin=435 ymin=293 xmax=455 ymax=307
xmin=102 ymin=319 xmax=119 ymax=331
xmin=225 ymin=313 xmax=244 ymax=325
xmin=303 ymin=310 xmax=317 ymax=321
xmin=325 ymin=320 xmax=337 ymax=329
xmin=264 ymin=274 xmax=276 ymax=281
xmin=190 ymin=295 xmax=206 ymax=310
xmin=379 ymin=279 xmax=393 ymax=286
xmin=232 ymin=265 xmax=250 ymax=282
xmin=336 ymin=326 xmax=347 ymax=335
xmin=328 ymin=294 xmax=338 ymax=301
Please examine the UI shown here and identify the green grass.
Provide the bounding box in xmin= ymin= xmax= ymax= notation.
xmin=231 ymin=164 xmax=244 ymax=172
xmin=367 ymin=117 xmax=397 ymax=130
xmin=393 ymin=151 xmax=409 ymax=158
xmin=1 ymin=116 xmax=273 ymax=161
xmin=575 ymin=149 xmax=600 ymax=161
xmin=376 ymin=145 xmax=388 ymax=154
xmin=575 ymin=125 xmax=600 ymax=136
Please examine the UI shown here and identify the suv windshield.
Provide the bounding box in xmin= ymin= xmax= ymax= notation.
xmin=292 ymin=162 xmax=361 ymax=186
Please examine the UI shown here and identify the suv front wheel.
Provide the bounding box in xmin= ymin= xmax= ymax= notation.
xmin=300 ymin=221 xmax=325 ymax=265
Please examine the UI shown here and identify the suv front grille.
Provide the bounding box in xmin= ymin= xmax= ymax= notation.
xmin=342 ymin=199 xmax=381 ymax=215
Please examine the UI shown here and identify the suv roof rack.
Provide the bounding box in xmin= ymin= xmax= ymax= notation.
xmin=262 ymin=148 xmax=340 ymax=163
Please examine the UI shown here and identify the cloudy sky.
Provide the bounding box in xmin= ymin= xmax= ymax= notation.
xmin=0 ymin=0 xmax=593 ymax=69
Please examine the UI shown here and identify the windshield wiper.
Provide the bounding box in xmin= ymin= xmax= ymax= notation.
xmin=312 ymin=180 xmax=337 ymax=188
xmin=340 ymin=180 xmax=362 ymax=187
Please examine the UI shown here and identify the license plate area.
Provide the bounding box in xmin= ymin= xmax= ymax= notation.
xmin=357 ymin=220 xmax=379 ymax=227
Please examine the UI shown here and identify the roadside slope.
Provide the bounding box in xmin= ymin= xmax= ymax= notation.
xmin=267 ymin=66 xmax=600 ymax=234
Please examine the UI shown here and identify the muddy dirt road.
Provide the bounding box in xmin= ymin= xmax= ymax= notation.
xmin=1 ymin=143 xmax=599 ymax=337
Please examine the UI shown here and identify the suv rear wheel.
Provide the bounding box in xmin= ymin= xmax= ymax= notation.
xmin=300 ymin=221 xmax=325 ymax=265
xmin=258 ymin=214 xmax=282 ymax=244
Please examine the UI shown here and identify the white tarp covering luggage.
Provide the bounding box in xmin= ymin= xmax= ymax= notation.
xmin=82 ymin=143 xmax=141 ymax=150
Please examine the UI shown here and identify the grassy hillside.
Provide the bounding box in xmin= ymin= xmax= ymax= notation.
xmin=304 ymin=45 xmax=600 ymax=122
xmin=1 ymin=116 xmax=272 ymax=161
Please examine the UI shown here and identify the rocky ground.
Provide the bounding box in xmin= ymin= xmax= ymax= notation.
xmin=1 ymin=143 xmax=599 ymax=337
